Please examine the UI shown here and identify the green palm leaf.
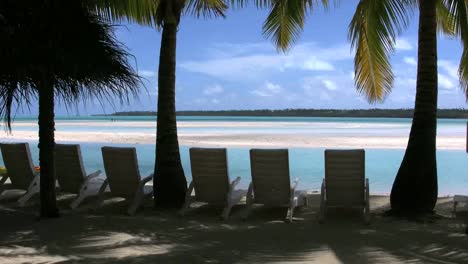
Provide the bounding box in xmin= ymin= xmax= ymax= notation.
xmin=441 ymin=0 xmax=468 ymax=100
xmin=348 ymin=0 xmax=414 ymax=102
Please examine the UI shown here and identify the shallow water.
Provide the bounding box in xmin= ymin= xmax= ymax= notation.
xmin=1 ymin=116 xmax=467 ymax=195
xmin=1 ymin=142 xmax=466 ymax=195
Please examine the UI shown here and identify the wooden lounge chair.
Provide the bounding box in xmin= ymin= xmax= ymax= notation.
xmin=0 ymin=143 xmax=39 ymax=206
xmin=320 ymin=149 xmax=370 ymax=224
xmin=97 ymin=147 xmax=153 ymax=215
xmin=54 ymin=144 xmax=102 ymax=209
xmin=243 ymin=149 xmax=307 ymax=222
xmin=180 ymin=148 xmax=245 ymax=220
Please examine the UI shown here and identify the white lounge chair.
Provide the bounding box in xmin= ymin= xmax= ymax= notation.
xmin=97 ymin=147 xmax=153 ymax=215
xmin=180 ymin=148 xmax=245 ymax=220
xmin=320 ymin=149 xmax=370 ymax=224
xmin=54 ymin=144 xmax=102 ymax=209
xmin=243 ymin=149 xmax=307 ymax=222
xmin=0 ymin=143 xmax=39 ymax=206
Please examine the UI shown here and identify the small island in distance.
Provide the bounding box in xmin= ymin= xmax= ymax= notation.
xmin=95 ymin=108 xmax=468 ymax=119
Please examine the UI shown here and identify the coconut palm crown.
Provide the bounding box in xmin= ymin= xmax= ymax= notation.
xmin=0 ymin=0 xmax=141 ymax=217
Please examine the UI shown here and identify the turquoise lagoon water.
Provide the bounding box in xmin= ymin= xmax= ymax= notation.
xmin=1 ymin=116 xmax=467 ymax=195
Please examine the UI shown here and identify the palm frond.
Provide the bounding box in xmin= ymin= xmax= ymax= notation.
xmin=441 ymin=0 xmax=468 ymax=100
xmin=348 ymin=0 xmax=414 ymax=103
xmin=436 ymin=0 xmax=456 ymax=35
xmin=262 ymin=0 xmax=309 ymax=51
xmin=185 ymin=0 xmax=228 ymax=18
xmin=87 ymin=0 xmax=160 ymax=26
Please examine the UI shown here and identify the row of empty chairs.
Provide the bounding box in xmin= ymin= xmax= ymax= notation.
xmin=0 ymin=143 xmax=370 ymax=223
xmin=0 ymin=143 xmax=152 ymax=215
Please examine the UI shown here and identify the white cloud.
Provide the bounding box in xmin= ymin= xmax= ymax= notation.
xmin=438 ymin=73 xmax=455 ymax=90
xmin=211 ymin=98 xmax=220 ymax=104
xmin=303 ymin=58 xmax=335 ymax=71
xmin=395 ymin=38 xmax=414 ymax=51
xmin=180 ymin=42 xmax=351 ymax=81
xmin=139 ymin=70 xmax=156 ymax=77
xmin=322 ymin=80 xmax=338 ymax=91
xmin=251 ymin=82 xmax=282 ymax=97
xmin=438 ymin=60 xmax=458 ymax=79
xmin=203 ymin=84 xmax=224 ymax=95
xmin=403 ymin=57 xmax=417 ymax=66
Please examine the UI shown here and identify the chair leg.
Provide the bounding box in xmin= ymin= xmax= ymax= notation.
xmin=363 ymin=207 xmax=370 ymax=225
xmin=221 ymin=201 xmax=234 ymax=221
xmin=18 ymin=192 xmax=32 ymax=206
xmin=319 ymin=192 xmax=326 ymax=224
xmin=179 ymin=182 xmax=194 ymax=217
xmin=127 ymin=187 xmax=145 ymax=216
xmin=93 ymin=180 xmax=108 ymax=210
xmin=178 ymin=197 xmax=193 ymax=217
xmin=18 ymin=181 xmax=40 ymax=207
xmin=286 ymin=206 xmax=295 ymax=223
xmin=70 ymin=191 xmax=89 ymax=210
xmin=364 ymin=198 xmax=370 ymax=225
xmin=453 ymin=201 xmax=458 ymax=215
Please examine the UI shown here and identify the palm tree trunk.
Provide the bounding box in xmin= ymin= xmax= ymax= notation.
xmin=38 ymin=77 xmax=59 ymax=217
xmin=153 ymin=17 xmax=187 ymax=209
xmin=390 ymin=0 xmax=438 ymax=215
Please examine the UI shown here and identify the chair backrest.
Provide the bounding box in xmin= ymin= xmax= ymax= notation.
xmin=0 ymin=143 xmax=35 ymax=189
xmin=250 ymin=149 xmax=291 ymax=206
xmin=101 ymin=147 xmax=141 ymax=198
xmin=190 ymin=148 xmax=230 ymax=204
xmin=54 ymin=144 xmax=86 ymax=193
xmin=325 ymin=149 xmax=365 ymax=207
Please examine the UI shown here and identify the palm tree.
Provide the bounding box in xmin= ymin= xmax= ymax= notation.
xmin=0 ymin=0 xmax=140 ymax=217
xmin=91 ymin=0 xmax=227 ymax=208
xmin=349 ymin=0 xmax=468 ymax=215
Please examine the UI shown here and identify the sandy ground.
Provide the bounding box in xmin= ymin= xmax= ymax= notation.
xmin=0 ymin=130 xmax=465 ymax=150
xmin=0 ymin=189 xmax=467 ymax=264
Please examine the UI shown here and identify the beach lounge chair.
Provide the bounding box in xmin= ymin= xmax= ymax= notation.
xmin=97 ymin=147 xmax=153 ymax=215
xmin=243 ymin=149 xmax=307 ymax=222
xmin=54 ymin=144 xmax=102 ymax=209
xmin=453 ymin=195 xmax=468 ymax=214
xmin=179 ymin=148 xmax=245 ymax=220
xmin=0 ymin=143 xmax=39 ymax=206
xmin=320 ymin=149 xmax=370 ymax=224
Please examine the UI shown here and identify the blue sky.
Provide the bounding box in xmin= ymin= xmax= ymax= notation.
xmin=47 ymin=1 xmax=468 ymax=115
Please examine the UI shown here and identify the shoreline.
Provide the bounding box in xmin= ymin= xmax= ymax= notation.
xmin=0 ymin=131 xmax=465 ymax=150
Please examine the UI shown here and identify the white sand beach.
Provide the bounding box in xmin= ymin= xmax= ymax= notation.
xmin=0 ymin=191 xmax=467 ymax=263
xmin=0 ymin=120 xmax=466 ymax=149
xmin=1 ymin=131 xmax=465 ymax=150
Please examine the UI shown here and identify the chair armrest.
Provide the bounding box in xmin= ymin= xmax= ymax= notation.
xmin=0 ymin=175 xmax=8 ymax=186
xmin=185 ymin=181 xmax=195 ymax=201
xmin=86 ymin=170 xmax=102 ymax=180
xmin=246 ymin=182 xmax=254 ymax=205
xmin=139 ymin=174 xmax=154 ymax=187
xmin=291 ymin=177 xmax=299 ymax=193
xmin=230 ymin=176 xmax=241 ymax=191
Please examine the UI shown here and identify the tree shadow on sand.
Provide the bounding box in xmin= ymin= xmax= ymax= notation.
xmin=0 ymin=196 xmax=467 ymax=263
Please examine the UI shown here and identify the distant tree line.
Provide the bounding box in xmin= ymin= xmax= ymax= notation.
xmin=97 ymin=109 xmax=468 ymax=119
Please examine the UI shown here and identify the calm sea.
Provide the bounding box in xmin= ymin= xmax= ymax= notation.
xmin=1 ymin=116 xmax=467 ymax=195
